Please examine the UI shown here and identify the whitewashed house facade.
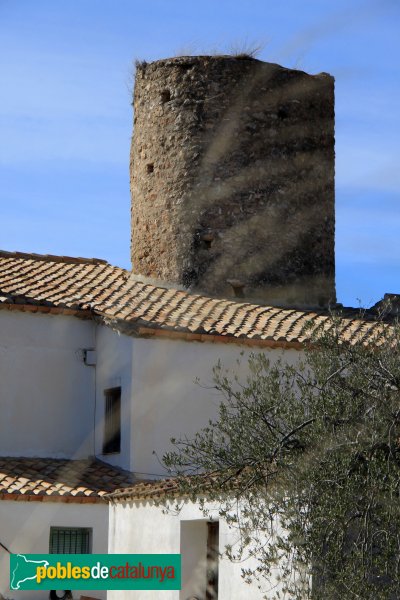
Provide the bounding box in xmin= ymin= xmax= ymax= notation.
xmin=0 ymin=250 xmax=377 ymax=600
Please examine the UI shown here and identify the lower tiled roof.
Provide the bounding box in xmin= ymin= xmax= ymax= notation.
xmin=108 ymin=468 xmax=266 ymax=503
xmin=0 ymin=250 xmax=388 ymax=347
xmin=108 ymin=478 xmax=181 ymax=503
xmin=0 ymin=457 xmax=136 ymax=503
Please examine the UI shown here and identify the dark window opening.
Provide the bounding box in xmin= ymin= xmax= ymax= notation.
xmin=277 ymin=107 xmax=289 ymax=120
xmin=146 ymin=163 xmax=154 ymax=173
xmin=206 ymin=521 xmax=219 ymax=599
xmin=200 ymin=232 xmax=214 ymax=249
xmin=227 ymin=279 xmax=245 ymax=298
xmin=49 ymin=527 xmax=91 ymax=554
xmin=160 ymin=89 xmax=171 ymax=103
xmin=103 ymin=387 xmax=121 ymax=454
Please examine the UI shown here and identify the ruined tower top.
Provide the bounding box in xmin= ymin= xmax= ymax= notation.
xmin=130 ymin=55 xmax=335 ymax=308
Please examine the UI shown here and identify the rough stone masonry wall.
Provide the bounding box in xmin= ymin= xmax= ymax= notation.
xmin=130 ymin=55 xmax=335 ymax=308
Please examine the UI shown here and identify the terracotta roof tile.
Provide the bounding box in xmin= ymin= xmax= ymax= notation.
xmin=108 ymin=472 xmax=237 ymax=503
xmin=0 ymin=457 xmax=135 ymax=503
xmin=108 ymin=478 xmax=181 ymax=503
xmin=0 ymin=250 xmax=389 ymax=348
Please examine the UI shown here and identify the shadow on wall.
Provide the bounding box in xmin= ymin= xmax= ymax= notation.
xmin=130 ymin=56 xmax=335 ymax=308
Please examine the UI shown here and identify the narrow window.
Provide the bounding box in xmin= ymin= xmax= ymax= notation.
xmin=206 ymin=521 xmax=219 ymax=599
xmin=160 ymin=89 xmax=171 ymax=103
xmin=277 ymin=107 xmax=289 ymax=120
xmin=103 ymin=387 xmax=121 ymax=454
xmin=49 ymin=527 xmax=91 ymax=554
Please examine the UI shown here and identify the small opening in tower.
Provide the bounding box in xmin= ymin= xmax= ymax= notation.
xmin=227 ymin=279 xmax=245 ymax=298
xmin=160 ymin=89 xmax=171 ymax=104
xmin=200 ymin=232 xmax=214 ymax=249
xmin=277 ymin=107 xmax=289 ymax=120
xmin=146 ymin=163 xmax=154 ymax=174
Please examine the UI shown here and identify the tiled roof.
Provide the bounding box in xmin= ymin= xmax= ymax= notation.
xmin=109 ymin=478 xmax=181 ymax=503
xmin=0 ymin=250 xmax=388 ymax=347
xmin=108 ymin=471 xmax=247 ymax=503
xmin=109 ymin=460 xmax=282 ymax=503
xmin=0 ymin=457 xmax=136 ymax=503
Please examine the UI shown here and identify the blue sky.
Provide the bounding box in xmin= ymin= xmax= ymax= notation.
xmin=0 ymin=0 xmax=399 ymax=307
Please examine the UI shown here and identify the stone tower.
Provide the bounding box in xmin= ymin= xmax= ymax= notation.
xmin=130 ymin=55 xmax=335 ymax=308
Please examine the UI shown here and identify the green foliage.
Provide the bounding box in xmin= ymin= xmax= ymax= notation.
xmin=163 ymin=314 xmax=400 ymax=599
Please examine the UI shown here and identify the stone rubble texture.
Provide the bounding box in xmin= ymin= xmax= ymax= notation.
xmin=130 ymin=55 xmax=336 ymax=308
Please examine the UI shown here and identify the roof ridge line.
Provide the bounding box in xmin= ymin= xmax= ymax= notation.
xmin=0 ymin=249 xmax=109 ymax=266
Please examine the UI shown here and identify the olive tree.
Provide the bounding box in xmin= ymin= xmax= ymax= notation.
xmin=163 ymin=312 xmax=400 ymax=599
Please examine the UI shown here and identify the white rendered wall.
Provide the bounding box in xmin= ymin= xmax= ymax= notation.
xmin=0 ymin=500 xmax=108 ymax=600
xmin=108 ymin=499 xmax=270 ymax=600
xmin=0 ymin=308 xmax=301 ymax=476
xmin=130 ymin=337 xmax=301 ymax=477
xmin=0 ymin=311 xmax=95 ymax=459
xmin=94 ymin=325 xmax=133 ymax=472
